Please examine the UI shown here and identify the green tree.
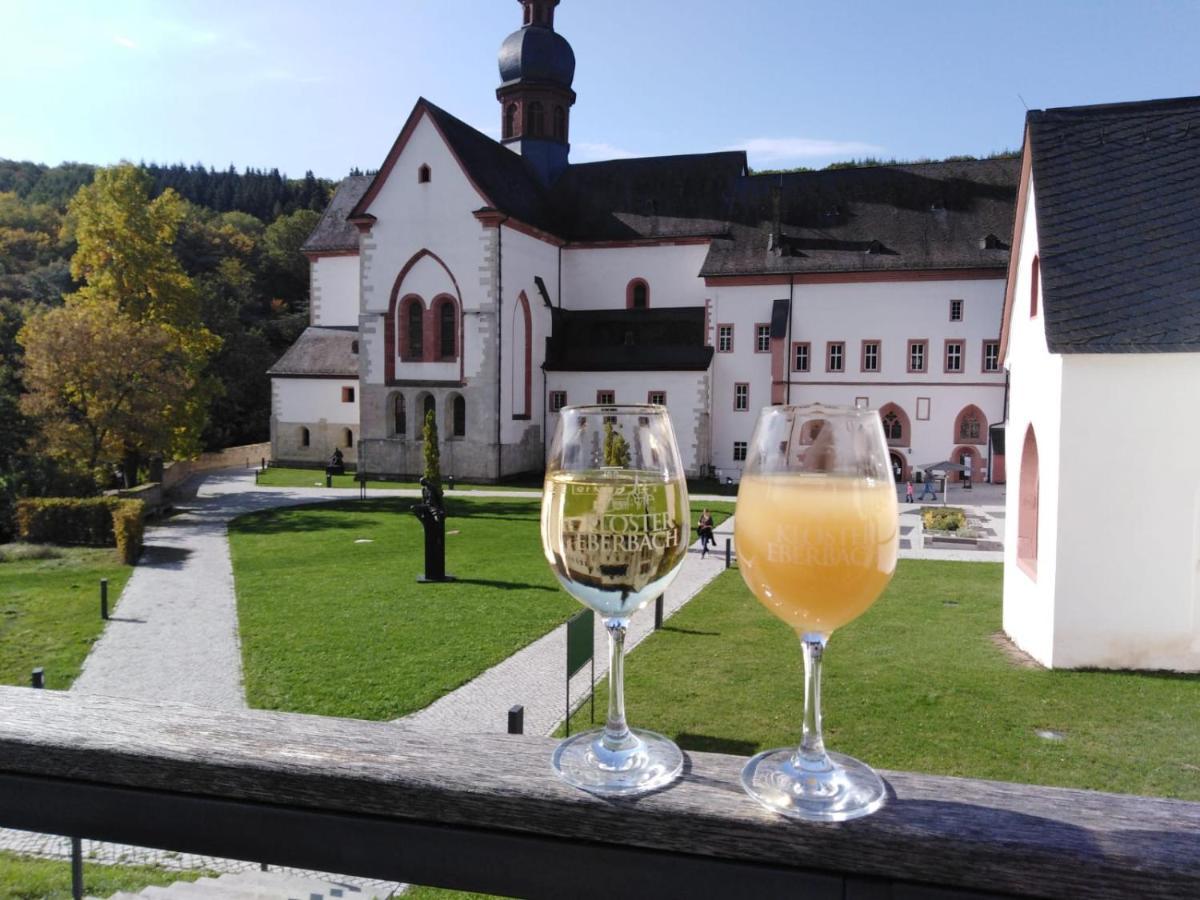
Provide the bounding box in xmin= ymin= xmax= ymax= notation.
xmin=603 ymin=421 xmax=630 ymax=467
xmin=262 ymin=208 xmax=320 ymax=309
xmin=422 ymin=409 xmax=441 ymax=488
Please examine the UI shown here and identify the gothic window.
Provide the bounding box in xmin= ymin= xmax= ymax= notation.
xmin=553 ymin=105 xmax=566 ymax=140
xmin=439 ymin=300 xmax=456 ymax=359
xmin=527 ymin=102 xmax=545 ymax=137
xmin=882 ymin=411 xmax=903 ymax=442
xmin=394 ymin=394 xmax=406 ymax=438
xmin=1018 ymin=425 xmax=1040 ymax=576
xmin=959 ymin=412 xmax=982 ymax=441
xmin=878 ymin=403 xmax=910 ymax=446
xmin=453 ymin=394 xmax=466 ymax=437
xmin=504 ymin=104 xmax=518 ymax=139
xmin=407 ymin=299 xmax=424 ymax=360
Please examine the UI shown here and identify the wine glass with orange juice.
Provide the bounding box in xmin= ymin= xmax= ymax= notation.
xmin=735 ymin=404 xmax=899 ymax=821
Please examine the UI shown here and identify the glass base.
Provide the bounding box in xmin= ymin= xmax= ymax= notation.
xmin=552 ymin=727 xmax=683 ymax=797
xmin=740 ymin=748 xmax=887 ymax=822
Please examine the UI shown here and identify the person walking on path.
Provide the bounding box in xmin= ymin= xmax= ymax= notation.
xmin=697 ymin=509 xmax=715 ymax=557
xmin=918 ymin=475 xmax=938 ymax=501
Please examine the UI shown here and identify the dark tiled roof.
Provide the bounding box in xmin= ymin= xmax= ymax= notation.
xmin=1028 ymin=95 xmax=1200 ymax=352
xmin=544 ymin=308 xmax=713 ymax=372
xmin=268 ymin=326 xmax=359 ymax=377
xmin=700 ymin=158 xmax=1020 ymax=277
xmin=498 ymin=25 xmax=576 ymax=88
xmin=300 ymin=176 xmax=371 ymax=253
xmin=547 ymin=153 xmax=745 ymax=241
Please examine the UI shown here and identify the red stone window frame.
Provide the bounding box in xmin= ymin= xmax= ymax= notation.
xmin=626 ymin=279 xmax=650 ymax=310
xmin=754 ymin=323 xmax=771 ymax=353
xmin=341 ymin=386 xmax=355 ymax=403
xmin=826 ymin=341 xmax=845 ymax=373
xmin=596 ymin=389 xmax=615 ymax=405
xmin=1017 ymin=424 xmax=1040 ymax=579
xmin=792 ymin=341 xmax=810 ymax=372
xmin=943 ymin=339 xmax=964 ymax=374
xmin=1030 ymin=255 xmax=1040 ymax=318
xmin=418 ymin=164 xmax=431 ymax=184
xmin=434 ymin=295 xmax=459 ymax=361
xmin=982 ymin=340 xmax=1001 ymax=373
xmin=954 ymin=405 xmax=988 ymax=445
xmin=399 ymin=295 xmax=425 ymax=362
xmin=907 ymin=339 xmax=928 ymax=374
xmin=717 ymin=324 xmax=734 ymax=353
xmin=877 ymin=402 xmax=911 ymax=447
xmin=949 ymin=298 xmax=963 ymax=322
xmin=549 ymin=390 xmax=567 ymax=412
xmin=734 ymin=382 xmax=749 ymax=411
xmin=648 ymin=390 xmax=666 ymax=405
xmin=861 ymin=339 xmax=881 ymax=373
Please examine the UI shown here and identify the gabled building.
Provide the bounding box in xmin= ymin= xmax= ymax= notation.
xmin=270 ymin=0 xmax=1020 ymax=484
xmin=1001 ymin=95 xmax=1200 ymax=671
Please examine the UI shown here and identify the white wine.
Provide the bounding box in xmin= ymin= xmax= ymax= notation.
xmin=542 ymin=469 xmax=689 ymax=618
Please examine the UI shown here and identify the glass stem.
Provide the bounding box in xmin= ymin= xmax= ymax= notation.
xmin=795 ymin=633 xmax=834 ymax=773
xmin=601 ymin=617 xmax=637 ymax=752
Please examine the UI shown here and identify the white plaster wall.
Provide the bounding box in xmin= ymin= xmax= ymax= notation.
xmin=1001 ymin=180 xmax=1064 ymax=667
xmin=357 ymin=112 xmax=490 ymax=387
xmin=1054 ymin=353 xmax=1200 ymax=670
xmin=707 ymin=278 xmax=1006 ymax=476
xmin=544 ymin=371 xmax=708 ymax=475
xmin=311 ymin=255 xmax=360 ymax=327
xmin=274 ymin=378 xmax=360 ymax=424
xmin=498 ymin=225 xmax=559 ymax=445
xmin=561 ymin=244 xmax=710 ymax=309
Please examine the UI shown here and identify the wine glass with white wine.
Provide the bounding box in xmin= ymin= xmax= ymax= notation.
xmin=541 ymin=405 xmax=690 ymax=795
xmin=735 ymin=404 xmax=899 ymax=821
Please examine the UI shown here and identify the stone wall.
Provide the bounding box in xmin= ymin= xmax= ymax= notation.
xmin=162 ymin=442 xmax=272 ymax=492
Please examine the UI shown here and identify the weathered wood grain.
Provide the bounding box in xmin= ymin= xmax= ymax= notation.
xmin=0 ymin=687 xmax=1196 ymax=899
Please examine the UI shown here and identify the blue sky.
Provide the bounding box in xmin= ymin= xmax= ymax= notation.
xmin=3 ymin=1 xmax=1197 ymax=178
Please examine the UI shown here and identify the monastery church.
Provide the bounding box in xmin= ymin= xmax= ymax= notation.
xmin=269 ymin=0 xmax=1020 ymax=483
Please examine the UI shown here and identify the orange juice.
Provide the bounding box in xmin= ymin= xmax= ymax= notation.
xmin=735 ymin=473 xmax=898 ymax=635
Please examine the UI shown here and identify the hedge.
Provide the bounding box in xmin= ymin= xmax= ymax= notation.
xmin=15 ymin=497 xmax=146 ymax=564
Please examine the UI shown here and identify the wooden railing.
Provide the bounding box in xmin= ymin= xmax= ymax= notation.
xmin=0 ymin=687 xmax=1196 ymax=899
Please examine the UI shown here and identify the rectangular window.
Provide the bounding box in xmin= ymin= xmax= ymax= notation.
xmin=916 ymin=397 xmax=931 ymax=421
xmin=733 ymin=441 xmax=748 ymax=462
xmin=861 ymin=340 xmax=880 ymax=373
xmin=648 ymin=390 xmax=666 ymax=405
xmin=341 ymin=386 xmax=355 ymax=403
xmin=826 ymin=341 xmax=845 ymax=373
xmin=717 ymin=324 xmax=734 ymax=353
xmin=983 ymin=340 xmax=1000 ymax=373
xmin=549 ymin=391 xmax=567 ymax=412
xmin=596 ymin=390 xmax=615 ymax=405
xmin=949 ymin=299 xmax=963 ymax=322
xmin=792 ymin=342 xmax=810 ymax=372
xmin=855 ymin=396 xmax=869 ymax=409
xmin=734 ymin=382 xmax=749 ymax=411
xmin=755 ymin=323 xmax=771 ymax=353
xmin=944 ymin=340 xmax=963 ymax=374
xmin=908 ymin=340 xmax=927 ymax=373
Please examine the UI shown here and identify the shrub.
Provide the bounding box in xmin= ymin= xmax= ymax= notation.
xmin=921 ymin=507 xmax=967 ymax=533
xmin=15 ymin=497 xmax=145 ymax=562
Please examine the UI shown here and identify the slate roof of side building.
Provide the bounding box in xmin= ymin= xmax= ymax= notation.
xmin=305 ymin=99 xmax=1020 ymax=273
xmin=267 ymin=326 xmax=359 ymax=377
xmin=1026 ymin=95 xmax=1200 ymax=353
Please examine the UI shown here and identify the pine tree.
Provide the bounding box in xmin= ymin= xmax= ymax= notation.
xmin=422 ymin=409 xmax=441 ymax=488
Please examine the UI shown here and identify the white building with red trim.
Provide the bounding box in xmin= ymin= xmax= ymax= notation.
xmin=270 ymin=0 xmax=1018 ymax=484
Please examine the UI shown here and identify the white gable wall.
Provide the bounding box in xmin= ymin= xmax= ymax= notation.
xmin=1001 ymin=180 xmax=1064 ymax=667
xmin=311 ymin=255 xmax=360 ymax=327
xmin=561 ymin=244 xmax=710 ymax=309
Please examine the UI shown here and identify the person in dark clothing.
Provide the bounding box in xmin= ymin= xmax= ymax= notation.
xmin=697 ymin=509 xmax=715 ymax=557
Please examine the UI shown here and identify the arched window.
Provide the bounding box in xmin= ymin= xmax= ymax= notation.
xmin=423 ymin=394 xmax=436 ymax=429
xmin=504 ymin=103 xmax=518 ymax=139
xmin=1018 ymin=425 xmax=1039 ymax=577
xmin=453 ymin=394 xmax=466 ymax=437
xmin=877 ymin=403 xmax=910 ymax=447
xmin=1030 ymin=255 xmax=1040 ymax=317
xmin=626 ymin=279 xmax=649 ymax=310
xmin=351 ymin=340 xmax=359 ymax=354
xmin=512 ymin=292 xmax=532 ymax=418
xmin=527 ymin=102 xmax=545 ymax=137
xmin=343 ymin=428 xmax=354 ymax=449
xmin=438 ymin=299 xmax=456 ymax=359
xmin=954 ymin=405 xmax=988 ymax=445
xmin=393 ymin=394 xmax=406 ymax=438
xmin=553 ymin=106 xmax=566 ymax=141
xmin=882 ymin=411 xmax=903 ymax=442
xmin=418 ymin=164 xmax=431 ymax=184
xmin=407 ymin=299 xmax=424 ymax=360
xmin=300 ymin=426 xmax=310 ymax=448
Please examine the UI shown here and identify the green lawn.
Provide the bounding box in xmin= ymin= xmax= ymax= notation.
xmin=565 ymin=561 xmax=1200 ymax=801
xmin=254 ymin=467 xmax=539 ymax=492
xmin=0 ymin=545 xmax=132 ymax=690
xmin=0 ymin=851 xmax=206 ymax=899
xmin=229 ymin=497 xmax=578 ymax=720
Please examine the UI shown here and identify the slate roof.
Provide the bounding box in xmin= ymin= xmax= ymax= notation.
xmin=1028 ymin=95 xmax=1200 ymax=352
xmin=300 ymin=176 xmax=371 ymax=254
xmin=700 ymin=158 xmax=1020 ymax=277
xmin=544 ymin=308 xmax=713 ymax=372
xmin=498 ymin=24 xmax=576 ymax=88
xmin=267 ymin=326 xmax=359 ymax=377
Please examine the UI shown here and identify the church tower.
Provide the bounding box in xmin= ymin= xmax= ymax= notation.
xmin=497 ymin=0 xmax=576 ymax=185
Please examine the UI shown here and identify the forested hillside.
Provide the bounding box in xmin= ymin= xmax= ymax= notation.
xmin=0 ymin=159 xmax=351 ymax=539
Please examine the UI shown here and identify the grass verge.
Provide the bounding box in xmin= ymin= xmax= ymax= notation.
xmin=564 ymin=561 xmax=1200 ymax=800
xmin=0 ymin=545 xmax=132 ymax=689
xmin=0 ymin=851 xmax=205 ymax=899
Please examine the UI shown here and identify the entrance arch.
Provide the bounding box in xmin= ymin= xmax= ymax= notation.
xmin=950 ymin=445 xmax=982 ymax=483
xmin=888 ymin=450 xmax=908 ymax=482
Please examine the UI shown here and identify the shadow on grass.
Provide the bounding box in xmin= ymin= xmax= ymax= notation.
xmin=454 ymin=578 xmax=559 ymax=593
xmin=230 ymin=498 xmax=542 ymax=535
xmin=677 ymin=733 xmax=759 ymax=756
xmin=660 ymin=625 xmax=720 ymax=637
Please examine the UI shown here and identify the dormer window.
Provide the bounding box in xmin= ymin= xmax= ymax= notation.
xmin=418 ymin=164 xmax=431 ymax=184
